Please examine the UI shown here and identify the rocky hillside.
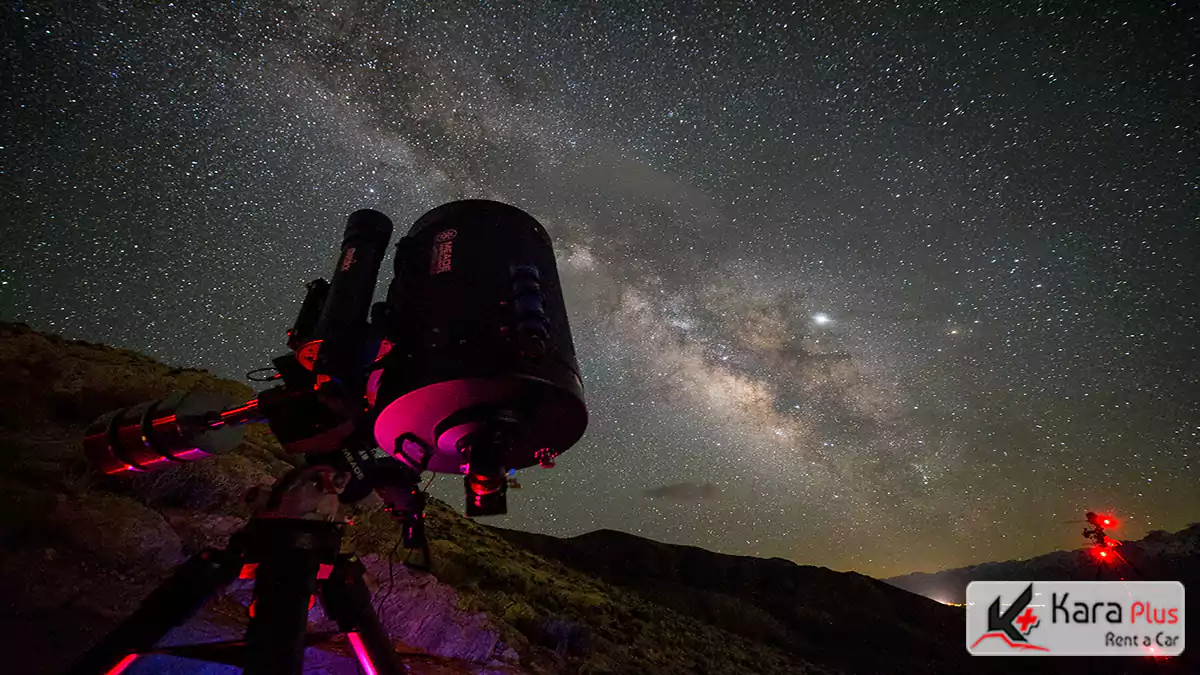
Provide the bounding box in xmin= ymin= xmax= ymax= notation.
xmin=0 ymin=322 xmax=1192 ymax=675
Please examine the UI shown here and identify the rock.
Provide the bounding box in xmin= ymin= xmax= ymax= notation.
xmin=313 ymin=555 xmax=515 ymax=666
xmin=161 ymin=509 xmax=246 ymax=553
xmin=122 ymin=453 xmax=276 ymax=513
xmin=48 ymin=492 xmax=183 ymax=569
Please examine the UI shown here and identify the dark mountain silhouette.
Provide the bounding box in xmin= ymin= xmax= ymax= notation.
xmin=0 ymin=322 xmax=1193 ymax=674
xmin=885 ymin=525 xmax=1200 ymax=604
xmin=492 ymin=527 xmax=1197 ymax=675
xmin=491 ymin=527 xmax=968 ymax=675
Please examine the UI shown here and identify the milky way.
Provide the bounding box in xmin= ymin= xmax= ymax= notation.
xmin=2 ymin=1 xmax=1196 ymax=576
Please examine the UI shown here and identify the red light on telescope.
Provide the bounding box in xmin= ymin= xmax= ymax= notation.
xmin=348 ymin=633 xmax=380 ymax=675
xmin=103 ymin=654 xmax=139 ymax=675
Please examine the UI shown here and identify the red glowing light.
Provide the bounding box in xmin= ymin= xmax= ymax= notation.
xmin=348 ymin=632 xmax=379 ymax=675
xmin=172 ymin=447 xmax=210 ymax=461
xmin=374 ymin=339 xmax=393 ymax=362
xmin=103 ymin=463 xmax=138 ymax=475
xmin=138 ymin=454 xmax=171 ymax=468
xmin=1100 ymin=551 xmax=1108 ymax=558
xmin=297 ymin=340 xmax=322 ymax=370
xmin=104 ymin=654 xmax=139 ymax=675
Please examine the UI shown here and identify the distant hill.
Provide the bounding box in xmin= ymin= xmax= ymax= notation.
xmin=884 ymin=525 xmax=1200 ymax=605
xmin=492 ymin=526 xmax=1198 ymax=675
xmin=490 ymin=527 xmax=973 ymax=675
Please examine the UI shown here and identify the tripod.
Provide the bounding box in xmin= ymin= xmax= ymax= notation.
xmin=69 ymin=516 xmax=401 ymax=675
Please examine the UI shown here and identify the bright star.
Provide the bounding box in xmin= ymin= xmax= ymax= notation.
xmin=813 ymin=313 xmax=831 ymax=325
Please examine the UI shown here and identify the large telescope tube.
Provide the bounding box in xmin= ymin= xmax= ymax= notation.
xmin=373 ymin=201 xmax=587 ymax=515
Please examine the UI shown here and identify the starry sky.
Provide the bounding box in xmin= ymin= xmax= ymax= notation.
xmin=2 ymin=1 xmax=1197 ymax=577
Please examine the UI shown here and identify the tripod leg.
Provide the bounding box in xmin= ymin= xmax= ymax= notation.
xmin=320 ymin=556 xmax=402 ymax=675
xmin=69 ymin=548 xmax=240 ymax=675
xmin=1095 ymin=562 xmax=1104 ymax=581
xmin=242 ymin=553 xmax=321 ymax=675
xmin=1114 ymin=551 xmax=1144 ymax=578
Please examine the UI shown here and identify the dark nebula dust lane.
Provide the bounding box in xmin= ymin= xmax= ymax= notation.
xmin=2 ymin=1 xmax=1196 ymax=576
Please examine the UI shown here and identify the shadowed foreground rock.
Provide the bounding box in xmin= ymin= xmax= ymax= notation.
xmin=333 ymin=555 xmax=520 ymax=668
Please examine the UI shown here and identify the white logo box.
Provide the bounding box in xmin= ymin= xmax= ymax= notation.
xmin=966 ymin=581 xmax=1185 ymax=656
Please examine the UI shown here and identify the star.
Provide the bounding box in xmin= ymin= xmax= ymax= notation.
xmin=1 ymin=0 xmax=1194 ymax=578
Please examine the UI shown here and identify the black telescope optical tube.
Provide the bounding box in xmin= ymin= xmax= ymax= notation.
xmin=310 ymin=209 xmax=394 ymax=394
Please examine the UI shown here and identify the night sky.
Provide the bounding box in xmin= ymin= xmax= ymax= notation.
xmin=2 ymin=1 xmax=1196 ymax=577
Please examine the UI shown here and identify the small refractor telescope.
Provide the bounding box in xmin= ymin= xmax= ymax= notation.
xmin=84 ymin=200 xmax=588 ymax=521
xmin=1079 ymin=511 xmax=1142 ymax=580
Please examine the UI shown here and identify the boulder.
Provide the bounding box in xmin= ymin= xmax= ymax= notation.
xmin=48 ymin=492 xmax=182 ymax=569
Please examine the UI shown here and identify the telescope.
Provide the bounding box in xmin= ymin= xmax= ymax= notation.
xmin=72 ymin=201 xmax=588 ymax=675
xmin=85 ymin=200 xmax=587 ymax=517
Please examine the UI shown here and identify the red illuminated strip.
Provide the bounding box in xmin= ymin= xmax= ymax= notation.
xmin=138 ymin=454 xmax=172 ymax=467
xmin=103 ymin=654 xmax=139 ymax=675
xmin=224 ymin=400 xmax=259 ymax=418
xmin=172 ymin=448 xmax=210 ymax=461
xmin=347 ymin=632 xmax=379 ymax=675
xmin=104 ymin=463 xmax=139 ymax=475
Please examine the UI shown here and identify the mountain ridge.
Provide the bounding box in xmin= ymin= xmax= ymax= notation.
xmin=885 ymin=523 xmax=1200 ymax=605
